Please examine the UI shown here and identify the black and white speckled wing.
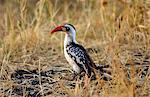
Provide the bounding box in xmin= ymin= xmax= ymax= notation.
xmin=66 ymin=42 xmax=96 ymax=76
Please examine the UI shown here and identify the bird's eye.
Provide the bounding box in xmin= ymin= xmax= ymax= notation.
xmin=65 ymin=27 xmax=70 ymax=31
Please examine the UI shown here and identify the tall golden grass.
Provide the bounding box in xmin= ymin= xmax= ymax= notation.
xmin=0 ymin=0 xmax=150 ymax=97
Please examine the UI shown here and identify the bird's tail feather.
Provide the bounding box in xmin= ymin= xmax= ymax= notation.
xmin=95 ymin=64 xmax=112 ymax=80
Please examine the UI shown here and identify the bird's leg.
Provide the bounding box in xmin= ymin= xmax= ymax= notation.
xmin=60 ymin=70 xmax=77 ymax=81
xmin=79 ymin=72 xmax=85 ymax=80
xmin=91 ymin=68 xmax=97 ymax=80
xmin=66 ymin=71 xmax=78 ymax=81
xmin=71 ymin=71 xmax=78 ymax=81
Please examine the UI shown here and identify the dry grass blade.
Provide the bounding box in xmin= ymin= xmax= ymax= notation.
xmin=0 ymin=0 xmax=149 ymax=97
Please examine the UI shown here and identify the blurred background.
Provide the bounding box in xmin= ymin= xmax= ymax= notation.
xmin=0 ymin=0 xmax=149 ymax=60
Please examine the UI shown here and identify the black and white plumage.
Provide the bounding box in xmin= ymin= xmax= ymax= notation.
xmin=65 ymin=42 xmax=96 ymax=77
xmin=51 ymin=23 xmax=109 ymax=78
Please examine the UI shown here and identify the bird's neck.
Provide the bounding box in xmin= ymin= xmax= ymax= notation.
xmin=64 ymin=34 xmax=77 ymax=47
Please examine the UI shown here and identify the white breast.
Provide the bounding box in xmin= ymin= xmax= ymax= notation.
xmin=64 ymin=47 xmax=81 ymax=73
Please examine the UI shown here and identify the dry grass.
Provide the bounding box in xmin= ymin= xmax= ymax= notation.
xmin=0 ymin=0 xmax=150 ymax=97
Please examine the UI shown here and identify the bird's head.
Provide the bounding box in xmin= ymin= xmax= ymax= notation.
xmin=50 ymin=23 xmax=76 ymax=37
